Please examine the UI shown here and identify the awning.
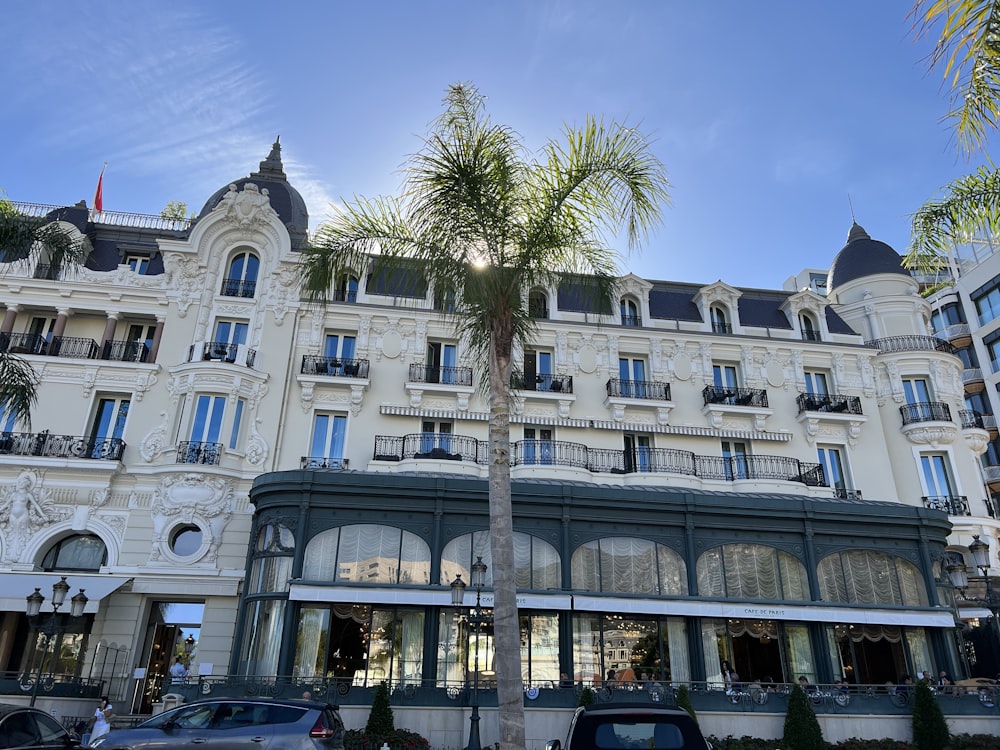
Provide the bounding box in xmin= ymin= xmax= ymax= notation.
xmin=288 ymin=584 xmax=571 ymax=611
xmin=958 ymin=607 xmax=994 ymax=620
xmin=0 ymin=573 xmax=131 ymax=614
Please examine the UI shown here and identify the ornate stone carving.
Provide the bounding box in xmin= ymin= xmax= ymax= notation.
xmin=150 ymin=474 xmax=235 ymax=564
xmin=214 ymin=182 xmax=278 ymax=230
xmin=139 ymin=412 xmax=170 ymax=462
xmin=0 ymin=470 xmax=67 ymax=562
xmin=245 ymin=419 xmax=268 ymax=466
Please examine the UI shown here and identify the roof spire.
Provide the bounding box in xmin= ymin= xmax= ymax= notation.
xmin=847 ymin=221 xmax=870 ymax=244
xmin=251 ymin=136 xmax=286 ymax=180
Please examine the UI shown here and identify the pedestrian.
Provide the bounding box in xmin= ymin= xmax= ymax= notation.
xmin=169 ymin=655 xmax=189 ymax=685
xmin=301 ymin=690 xmax=312 ymax=700
xmin=90 ymin=696 xmax=113 ymax=743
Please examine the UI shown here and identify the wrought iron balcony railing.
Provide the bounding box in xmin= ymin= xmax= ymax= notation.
xmin=332 ymin=288 xmax=358 ymax=303
xmin=511 ymin=372 xmax=574 ymax=393
xmin=867 ymin=335 xmax=957 ymax=356
xmin=102 ymin=339 xmax=150 ymax=363
xmin=0 ymin=432 xmax=125 ymax=460
xmin=702 ymin=385 xmax=768 ymax=408
xmin=301 ymin=356 xmax=370 ymax=378
xmin=0 ymin=333 xmax=150 ymax=362
xmin=923 ymin=495 xmax=970 ymax=516
xmin=300 ymin=457 xmax=350 ymax=470
xmin=48 ymin=336 xmax=100 ymax=359
xmin=796 ymin=393 xmax=863 ymax=416
xmin=833 ymin=488 xmax=863 ymax=500
xmin=801 ymin=329 xmax=822 ymax=341
xmin=193 ymin=341 xmax=257 ymax=368
xmin=220 ymin=277 xmax=257 ymax=298
xmin=408 ymin=363 xmax=473 ymax=386
xmin=620 ymin=314 xmax=641 ymax=327
xmin=373 ymin=434 xmax=827 ymax=487
xmin=176 ymin=441 xmax=222 ymax=465
xmin=606 ymin=378 xmax=671 ymax=401
xmin=711 ymin=322 xmax=732 ymax=334
xmin=937 ymin=322 xmax=970 ymax=341
xmin=899 ymin=401 xmax=952 ymax=425
xmin=959 ymin=410 xmax=986 ymax=429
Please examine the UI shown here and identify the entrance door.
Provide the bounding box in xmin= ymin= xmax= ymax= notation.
xmin=133 ymin=602 xmax=204 ymax=713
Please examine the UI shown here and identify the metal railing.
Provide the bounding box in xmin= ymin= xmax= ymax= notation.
xmin=90 ymin=208 xmax=191 ymax=231
xmin=833 ymin=488 xmax=863 ymax=500
xmin=372 ymin=434 xmax=828 ymax=487
xmin=219 ymin=277 xmax=257 ymax=297
xmin=899 ymin=401 xmax=952 ymax=425
xmin=606 ymin=378 xmax=671 ymax=401
xmin=702 ymin=385 xmax=768 ymax=408
xmin=959 ymin=410 xmax=986 ymax=429
xmin=408 ymin=363 xmax=473 ymax=386
xmin=796 ymin=393 xmax=863 ymax=416
xmin=0 ymin=432 xmax=125 ymax=460
xmin=301 ymin=356 xmax=370 ymax=378
xmin=801 ymin=329 xmax=822 ymax=341
xmin=48 ymin=336 xmax=100 ymax=359
xmin=193 ymin=341 xmax=257 ymax=368
xmin=0 ymin=333 xmax=150 ymax=362
xmin=512 ymin=372 xmax=574 ymax=393
xmin=0 ymin=332 xmax=48 ymax=355
xmin=867 ymin=335 xmax=957 ymax=356
xmin=102 ymin=340 xmax=150 ymax=363
xmin=300 ymin=457 xmax=350 ymax=470
xmin=176 ymin=441 xmax=222 ymax=465
xmin=620 ymin=315 xmax=642 ymax=327
xmin=962 ymin=368 xmax=985 ymax=384
xmin=711 ymin=322 xmax=732 ymax=334
xmin=923 ymin=495 xmax=971 ymax=516
xmin=332 ymin=288 xmax=358 ymax=303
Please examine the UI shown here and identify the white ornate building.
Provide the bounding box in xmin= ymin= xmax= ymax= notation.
xmin=1 ymin=142 xmax=997 ymax=743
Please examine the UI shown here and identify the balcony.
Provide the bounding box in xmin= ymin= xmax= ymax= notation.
xmin=0 ymin=432 xmax=125 ymax=461
xmin=938 ymin=322 xmax=972 ymax=345
xmin=300 ymin=456 xmax=350 ymax=470
xmin=219 ymin=277 xmax=257 ymax=298
xmin=372 ymin=434 xmax=829 ymax=488
xmin=711 ymin=322 xmax=732 ymax=334
xmin=512 ymin=372 xmax=574 ymax=394
xmin=867 ymin=335 xmax=957 ymax=356
xmin=959 ymin=410 xmax=986 ymax=429
xmin=332 ymin=288 xmax=358 ymax=303
xmin=176 ymin=441 xmax=222 ymax=465
xmin=373 ymin=434 xmax=487 ymax=463
xmin=801 ymin=329 xmax=822 ymax=342
xmin=190 ymin=341 xmax=257 ymax=368
xmin=899 ymin=401 xmax=952 ymax=425
xmin=703 ymin=385 xmax=767 ymax=407
xmin=102 ymin=339 xmax=150 ymax=363
xmin=301 ymin=356 xmax=370 ymax=378
xmin=606 ymin=378 xmax=670 ymax=401
xmin=923 ymin=495 xmax=971 ymax=516
xmin=0 ymin=333 xmax=152 ymax=363
xmin=833 ymin=488 xmax=863 ymax=500
xmin=408 ymin=363 xmax=472 ymax=387
xmin=621 ymin=314 xmax=641 ymax=327
xmin=796 ymin=393 xmax=862 ymax=416
xmin=962 ymin=368 xmax=986 ymax=389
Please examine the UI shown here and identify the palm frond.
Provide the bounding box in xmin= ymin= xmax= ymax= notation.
xmin=0 ymin=352 xmax=37 ymax=429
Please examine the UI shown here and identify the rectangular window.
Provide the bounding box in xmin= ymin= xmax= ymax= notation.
xmin=624 ymin=433 xmax=652 ymax=473
xmin=229 ymin=399 xmax=246 ymax=450
xmin=722 ymin=440 xmax=748 ymax=480
xmin=816 ymin=444 xmax=849 ymax=492
xmin=427 ymin=342 xmax=458 ymax=384
xmin=125 ymin=255 xmax=150 ymax=274
xmin=975 ymin=286 xmax=1000 ymax=326
xmin=420 ymin=421 xmax=452 ymax=454
xmin=804 ymin=371 xmax=829 ymax=396
xmin=920 ymin=453 xmax=955 ymax=499
xmin=210 ymin=320 xmax=247 ymax=362
xmin=311 ymin=413 xmax=347 ymax=460
xmin=324 ymin=334 xmax=357 ymax=360
xmin=523 ymin=349 xmax=553 ymax=391
xmin=902 ymin=378 xmax=930 ymax=404
xmin=89 ymin=395 xmax=130 ymax=458
xmin=191 ymin=395 xmax=226 ymax=443
xmin=126 ymin=323 xmax=156 ymax=362
xmin=619 ymin=357 xmax=648 ymax=398
xmin=712 ymin=364 xmax=739 ymax=404
xmin=523 ymin=427 xmax=553 ymax=465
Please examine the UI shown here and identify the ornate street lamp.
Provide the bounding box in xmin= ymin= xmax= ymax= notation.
xmin=450 ymin=557 xmax=490 ymax=750
xmin=947 ymin=535 xmax=1000 ymax=671
xmin=24 ymin=577 xmax=88 ymax=706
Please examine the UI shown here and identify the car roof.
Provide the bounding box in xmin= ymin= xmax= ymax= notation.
xmin=579 ymin=702 xmax=691 ymax=716
xmin=0 ymin=703 xmax=48 ymax=718
xmin=166 ymin=697 xmax=336 ymax=709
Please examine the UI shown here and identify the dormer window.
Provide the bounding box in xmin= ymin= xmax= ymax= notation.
xmin=125 ymin=254 xmax=150 ymax=275
xmin=221 ymin=250 xmax=259 ymax=298
xmin=335 ymin=273 xmax=359 ymax=303
xmin=710 ymin=306 xmax=731 ymax=334
xmin=433 ymin=286 xmax=457 ymax=312
xmin=800 ymin=314 xmax=820 ymax=342
xmin=529 ymin=289 xmax=549 ymax=319
xmin=620 ymin=298 xmax=640 ymax=327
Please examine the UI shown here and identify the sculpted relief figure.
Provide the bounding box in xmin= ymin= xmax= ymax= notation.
xmin=0 ymin=471 xmax=52 ymax=561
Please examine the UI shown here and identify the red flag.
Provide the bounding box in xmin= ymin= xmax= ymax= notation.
xmin=93 ymin=163 xmax=106 ymax=212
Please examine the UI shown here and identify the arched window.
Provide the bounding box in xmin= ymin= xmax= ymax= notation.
xmin=620 ymin=298 xmax=640 ymax=327
xmin=817 ymin=550 xmax=927 ymax=606
xmin=696 ymin=543 xmax=808 ymax=600
xmin=304 ymin=524 xmax=430 ymax=585
xmin=800 ymin=313 xmax=820 ymax=341
xmin=247 ymin=521 xmax=295 ymax=595
xmin=41 ymin=534 xmax=107 ymax=572
xmin=336 ymin=273 xmax=359 ymax=303
xmin=571 ymin=537 xmax=686 ymax=595
xmin=440 ymin=531 xmax=561 ymax=590
xmin=710 ymin=306 xmax=730 ymax=334
xmin=222 ymin=250 xmax=259 ymax=297
xmin=528 ymin=289 xmax=549 ymax=319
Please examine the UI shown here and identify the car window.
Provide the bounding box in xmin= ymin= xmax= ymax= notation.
xmin=578 ymin=717 xmax=696 ymax=749
xmin=263 ymin=706 xmax=306 ymax=725
xmin=0 ymin=711 xmax=41 ymax=747
xmin=170 ymin=703 xmax=218 ymax=729
xmin=34 ymin=713 xmax=68 ymax=744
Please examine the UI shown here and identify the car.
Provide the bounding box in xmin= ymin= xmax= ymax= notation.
xmin=0 ymin=703 xmax=81 ymax=749
xmin=546 ymin=702 xmax=711 ymax=750
xmin=88 ymin=698 xmax=344 ymax=750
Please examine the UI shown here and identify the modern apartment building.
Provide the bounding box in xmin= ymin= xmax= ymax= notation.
xmin=0 ymin=143 xmax=996 ymax=741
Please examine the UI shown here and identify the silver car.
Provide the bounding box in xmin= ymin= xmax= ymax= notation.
xmin=89 ymin=698 xmax=344 ymax=750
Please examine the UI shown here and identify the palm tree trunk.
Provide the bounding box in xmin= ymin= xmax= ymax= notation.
xmin=487 ymin=323 xmax=525 ymax=750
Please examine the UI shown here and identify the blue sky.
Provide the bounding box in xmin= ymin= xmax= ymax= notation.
xmin=2 ymin=1 xmax=991 ymax=289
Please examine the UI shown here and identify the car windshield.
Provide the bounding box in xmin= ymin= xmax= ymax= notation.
xmin=577 ymin=717 xmax=692 ymax=749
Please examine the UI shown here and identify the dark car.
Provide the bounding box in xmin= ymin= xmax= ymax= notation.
xmin=0 ymin=703 xmax=81 ymax=749
xmin=546 ymin=703 xmax=711 ymax=750
xmin=88 ymin=698 xmax=344 ymax=750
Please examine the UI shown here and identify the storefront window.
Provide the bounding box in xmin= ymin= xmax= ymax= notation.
xmin=441 ymin=531 xmax=560 ymax=589
xmin=828 ymin=623 xmax=907 ymax=685
xmin=571 ymin=613 xmax=689 ymax=686
xmin=570 ymin=537 xmax=686 ymax=595
xmin=303 ymin=525 xmax=430 ymax=584
xmin=702 ymin=617 xmax=811 ymax=685
xmin=248 ymin=555 xmax=293 ymax=594
xmin=784 ymin=624 xmax=815 ymax=683
xmin=520 ymin=614 xmax=560 ymax=687
xmin=818 ymin=551 xmax=927 ymax=606
xmin=240 ymin=598 xmax=285 ymax=677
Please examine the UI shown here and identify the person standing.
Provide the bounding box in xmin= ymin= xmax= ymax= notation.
xmin=169 ymin=655 xmax=189 ymax=685
xmin=90 ymin=696 xmax=113 ymax=743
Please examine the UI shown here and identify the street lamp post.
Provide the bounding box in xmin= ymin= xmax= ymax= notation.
xmin=451 ymin=556 xmax=489 ymax=750
xmin=25 ymin=577 xmax=88 ymax=707
xmin=947 ymin=535 xmax=1000 ymax=673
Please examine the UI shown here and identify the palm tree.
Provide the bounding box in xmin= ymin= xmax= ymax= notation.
xmin=301 ymin=83 xmax=670 ymax=750
xmin=906 ymin=2 xmax=1000 ymax=269
xmin=0 ymin=196 xmax=84 ymax=427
